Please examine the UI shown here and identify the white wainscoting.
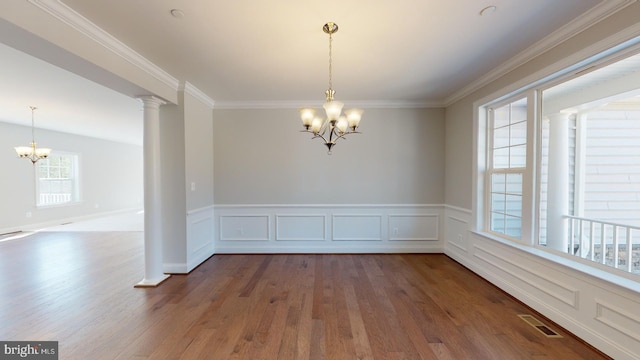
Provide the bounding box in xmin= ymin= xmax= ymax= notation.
xmin=214 ymin=204 xmax=443 ymax=253
xmin=220 ymin=215 xmax=270 ymax=241
xmin=443 ymin=205 xmax=640 ymax=360
xmin=275 ymin=215 xmax=326 ymax=241
xmin=184 ymin=206 xmax=215 ymax=273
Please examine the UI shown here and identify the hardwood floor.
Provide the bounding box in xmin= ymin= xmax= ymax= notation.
xmin=0 ymin=231 xmax=609 ymax=359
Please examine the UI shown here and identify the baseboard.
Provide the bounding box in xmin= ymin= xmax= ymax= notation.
xmin=214 ymin=244 xmax=444 ymax=254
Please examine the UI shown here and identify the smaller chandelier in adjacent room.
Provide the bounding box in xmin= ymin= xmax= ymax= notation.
xmin=15 ymin=106 xmax=51 ymax=164
xmin=299 ymin=22 xmax=363 ymax=154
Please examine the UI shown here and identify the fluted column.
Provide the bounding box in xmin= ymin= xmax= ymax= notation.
xmin=135 ymin=96 xmax=171 ymax=287
xmin=545 ymin=112 xmax=571 ymax=253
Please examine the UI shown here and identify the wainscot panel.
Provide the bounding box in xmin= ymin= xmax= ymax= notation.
xmin=443 ymin=206 xmax=640 ymax=360
xmin=276 ymin=214 xmax=326 ymax=241
xmin=333 ymin=214 xmax=382 ymax=241
xmin=595 ymin=300 xmax=640 ymax=344
xmin=444 ymin=208 xmax=470 ymax=253
xmin=219 ymin=214 xmax=270 ymax=241
xmin=163 ymin=206 xmax=215 ymax=274
xmin=214 ymin=205 xmax=443 ymax=253
xmin=473 ymin=244 xmax=580 ymax=308
xmin=187 ymin=206 xmax=215 ymax=272
xmin=389 ymin=214 xmax=439 ymax=241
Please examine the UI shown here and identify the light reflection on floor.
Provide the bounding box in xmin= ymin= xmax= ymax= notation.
xmin=0 ymin=210 xmax=143 ymax=243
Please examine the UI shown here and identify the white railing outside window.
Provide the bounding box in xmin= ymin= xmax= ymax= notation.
xmin=566 ymin=215 xmax=640 ymax=274
xmin=39 ymin=193 xmax=72 ymax=205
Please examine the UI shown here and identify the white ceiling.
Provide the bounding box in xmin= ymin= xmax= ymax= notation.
xmin=0 ymin=42 xmax=143 ymax=145
xmin=0 ymin=0 xmax=606 ymax=144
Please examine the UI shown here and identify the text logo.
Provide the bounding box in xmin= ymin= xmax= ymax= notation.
xmin=1 ymin=342 xmax=57 ymax=359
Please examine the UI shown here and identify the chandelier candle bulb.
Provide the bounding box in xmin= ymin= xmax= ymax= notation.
xmin=323 ymin=100 xmax=344 ymax=121
xmin=345 ymin=108 xmax=363 ymax=130
xmin=337 ymin=117 xmax=348 ymax=133
xmin=311 ymin=117 xmax=322 ymax=133
xmin=15 ymin=146 xmax=32 ymax=155
xmin=300 ymin=108 xmax=316 ymax=129
xmin=35 ymin=147 xmax=52 ymax=158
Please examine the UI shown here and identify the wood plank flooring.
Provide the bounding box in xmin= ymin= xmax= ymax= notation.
xmin=0 ymin=231 xmax=610 ymax=359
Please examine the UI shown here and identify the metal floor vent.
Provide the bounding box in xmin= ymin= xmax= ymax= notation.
xmin=518 ymin=314 xmax=563 ymax=338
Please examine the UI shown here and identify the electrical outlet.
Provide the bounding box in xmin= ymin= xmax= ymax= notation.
xmin=393 ymin=227 xmax=399 ymax=235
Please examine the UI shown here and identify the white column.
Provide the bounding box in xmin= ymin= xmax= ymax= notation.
xmin=546 ymin=112 xmax=571 ymax=252
xmin=135 ymin=96 xmax=171 ymax=287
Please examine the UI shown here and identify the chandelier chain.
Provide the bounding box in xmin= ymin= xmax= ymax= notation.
xmin=328 ymin=31 xmax=333 ymax=92
xmin=30 ymin=106 xmax=37 ymax=144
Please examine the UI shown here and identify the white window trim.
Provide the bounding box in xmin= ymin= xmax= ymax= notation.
xmin=473 ymin=34 xmax=640 ymax=287
xmin=478 ymin=93 xmax=535 ymax=244
xmin=35 ymin=151 xmax=82 ymax=208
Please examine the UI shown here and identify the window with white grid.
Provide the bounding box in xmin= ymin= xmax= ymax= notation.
xmin=37 ymin=153 xmax=80 ymax=206
xmin=487 ymin=98 xmax=527 ymax=240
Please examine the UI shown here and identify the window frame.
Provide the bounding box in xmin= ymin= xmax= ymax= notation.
xmin=473 ymin=36 xmax=640 ymax=282
xmin=35 ymin=151 xmax=81 ymax=208
xmin=482 ymin=92 xmax=537 ymax=245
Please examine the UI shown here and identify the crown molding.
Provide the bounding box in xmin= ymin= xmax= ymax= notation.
xmin=179 ymin=82 xmax=215 ymax=109
xmin=444 ymin=0 xmax=638 ymax=106
xmin=27 ymin=0 xmax=634 ymax=110
xmin=213 ymin=99 xmax=443 ymax=110
xmin=27 ymin=0 xmax=179 ymax=92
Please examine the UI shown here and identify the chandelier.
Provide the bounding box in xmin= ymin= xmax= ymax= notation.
xmin=299 ymin=22 xmax=363 ymax=154
xmin=15 ymin=106 xmax=51 ymax=164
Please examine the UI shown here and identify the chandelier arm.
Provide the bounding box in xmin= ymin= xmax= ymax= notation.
xmin=301 ymin=129 xmax=328 ymax=142
xmin=310 ymin=132 xmax=329 ymax=144
xmin=319 ymin=119 xmax=331 ymax=135
xmin=329 ymin=131 xmax=353 ymax=144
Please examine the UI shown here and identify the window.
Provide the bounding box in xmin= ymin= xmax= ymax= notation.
xmin=479 ymin=48 xmax=640 ymax=276
xmin=487 ymin=98 xmax=527 ymax=240
xmin=37 ymin=153 xmax=80 ymax=206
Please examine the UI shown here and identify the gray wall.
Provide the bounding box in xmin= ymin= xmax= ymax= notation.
xmin=184 ymin=91 xmax=214 ymax=211
xmin=443 ymin=2 xmax=640 ymax=210
xmin=0 ymin=121 xmax=142 ymax=232
xmin=213 ymin=107 xmax=445 ymax=205
xmin=159 ymin=88 xmax=214 ymax=270
xmin=159 ymin=103 xmax=187 ymax=263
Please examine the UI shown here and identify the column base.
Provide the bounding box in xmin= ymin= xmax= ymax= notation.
xmin=134 ymin=274 xmax=171 ymax=288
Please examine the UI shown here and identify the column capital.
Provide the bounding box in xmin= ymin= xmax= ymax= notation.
xmin=137 ymin=95 xmax=167 ymax=109
xmin=547 ymin=111 xmax=576 ymax=122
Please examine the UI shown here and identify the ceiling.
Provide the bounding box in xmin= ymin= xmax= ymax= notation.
xmin=0 ymin=0 xmax=606 ymax=144
xmin=0 ymin=42 xmax=143 ymax=145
